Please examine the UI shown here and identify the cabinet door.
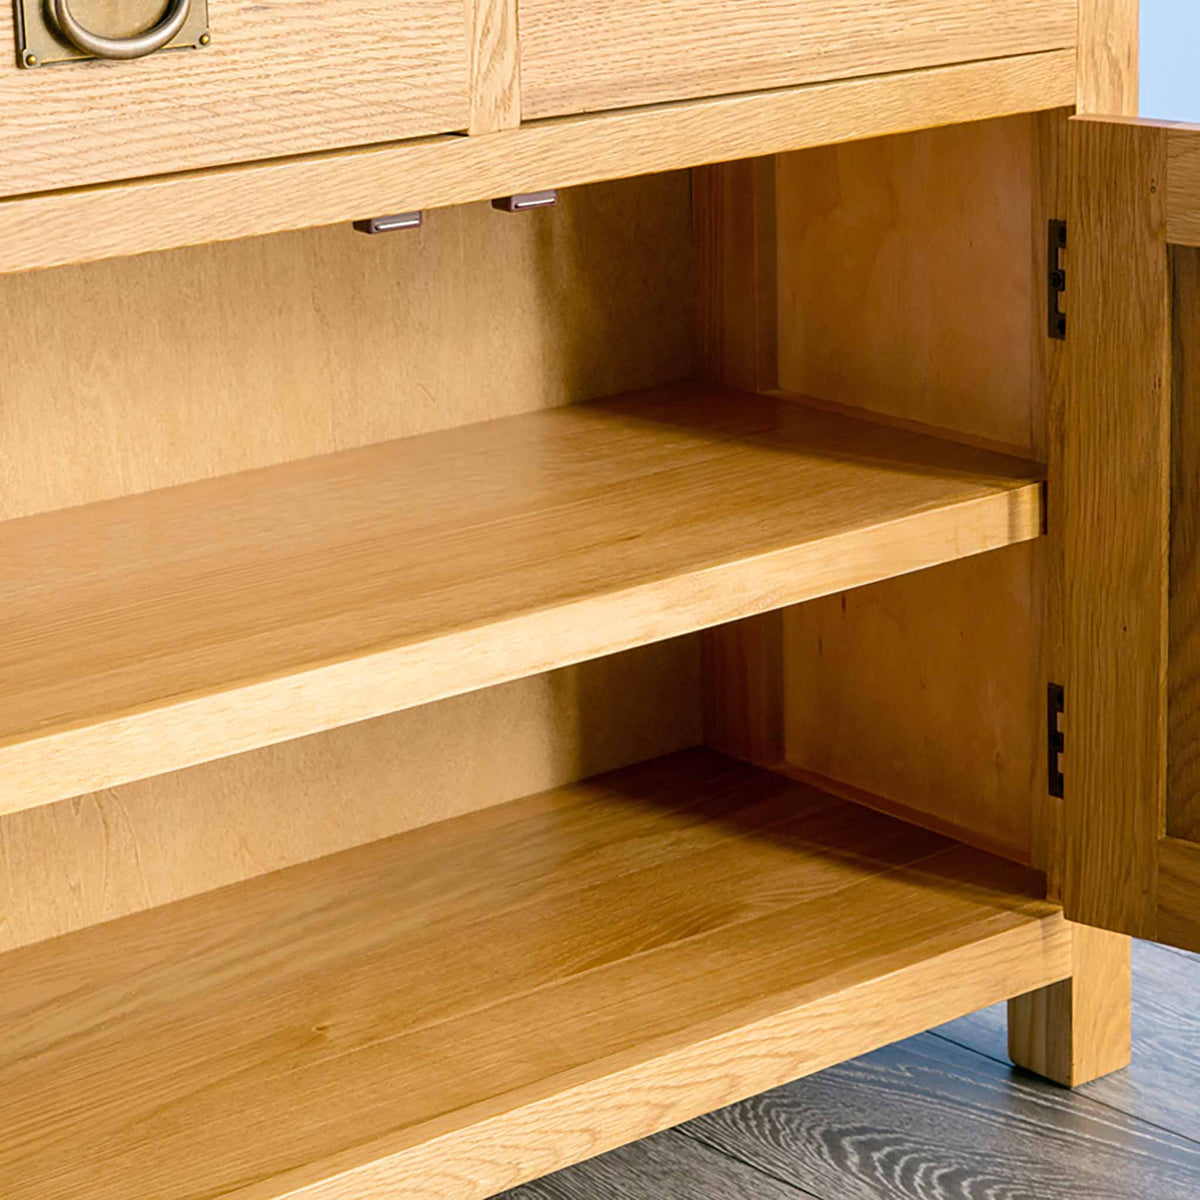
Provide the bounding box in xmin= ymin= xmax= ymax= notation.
xmin=1063 ymin=115 xmax=1200 ymax=953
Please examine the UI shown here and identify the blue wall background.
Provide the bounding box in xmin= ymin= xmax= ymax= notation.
xmin=1142 ymin=0 xmax=1200 ymax=120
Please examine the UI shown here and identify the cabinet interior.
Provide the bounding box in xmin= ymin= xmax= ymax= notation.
xmin=0 ymin=111 xmax=1067 ymax=1200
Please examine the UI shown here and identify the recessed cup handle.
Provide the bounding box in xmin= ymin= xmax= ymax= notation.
xmin=50 ymin=0 xmax=192 ymax=60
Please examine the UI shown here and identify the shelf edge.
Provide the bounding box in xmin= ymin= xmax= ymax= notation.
xmin=225 ymin=911 xmax=1072 ymax=1200
xmin=0 ymin=480 xmax=1042 ymax=816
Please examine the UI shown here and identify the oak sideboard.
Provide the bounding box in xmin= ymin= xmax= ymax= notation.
xmin=1 ymin=2 xmax=1195 ymax=1198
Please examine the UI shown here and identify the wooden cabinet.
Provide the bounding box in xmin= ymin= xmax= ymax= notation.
xmin=0 ymin=2 xmax=1192 ymax=1198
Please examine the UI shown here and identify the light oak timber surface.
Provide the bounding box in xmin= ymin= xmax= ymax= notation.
xmin=0 ymin=640 xmax=701 ymax=953
xmin=0 ymin=385 xmax=1043 ymax=815
xmin=0 ymin=49 xmax=1075 ymax=276
xmin=0 ymin=749 xmax=1072 ymax=1200
xmin=1034 ymin=107 xmax=1069 ymax=892
xmin=1168 ymin=245 xmax=1200 ymax=846
xmin=1062 ymin=118 xmax=1171 ymax=941
xmin=775 ymin=114 xmax=1058 ymax=861
xmin=939 ymin=938 xmax=1200 ymax=1145
xmin=0 ymin=0 xmax=470 ymax=196
xmin=1076 ymin=0 xmax=1139 ymax=116
xmin=1159 ymin=838 xmax=1200 ymax=952
xmin=466 ymin=0 xmax=521 ymax=133
xmin=1093 ymin=120 xmax=1200 ymax=249
xmin=518 ymin=0 xmax=1074 ymax=118
xmin=1168 ymin=125 xmax=1200 ymax=246
xmin=1084 ymin=120 xmax=1200 ymax=249
xmin=1064 ymin=119 xmax=1200 ymax=954
xmin=1007 ymin=924 xmax=1132 ymax=1087
xmin=0 ymin=173 xmax=701 ymax=952
xmin=0 ymin=173 xmax=695 ymax=519
xmin=693 ymin=157 xmax=783 ymax=766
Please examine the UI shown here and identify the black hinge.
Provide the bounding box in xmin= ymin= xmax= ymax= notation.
xmin=1047 ymin=219 xmax=1067 ymax=340
xmin=1047 ymin=682 xmax=1064 ymax=798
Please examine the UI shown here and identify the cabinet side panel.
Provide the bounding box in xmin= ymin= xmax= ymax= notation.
xmin=776 ymin=114 xmax=1063 ymax=861
xmin=694 ymin=158 xmax=785 ymax=765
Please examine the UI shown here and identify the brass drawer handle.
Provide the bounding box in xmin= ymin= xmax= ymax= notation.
xmin=51 ymin=0 xmax=192 ymax=61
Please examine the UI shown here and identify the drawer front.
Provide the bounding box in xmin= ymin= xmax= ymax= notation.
xmin=1 ymin=0 xmax=469 ymax=197
xmin=519 ymin=0 xmax=1076 ymax=119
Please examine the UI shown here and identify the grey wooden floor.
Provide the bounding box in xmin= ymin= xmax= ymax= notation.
xmin=495 ymin=941 xmax=1200 ymax=1199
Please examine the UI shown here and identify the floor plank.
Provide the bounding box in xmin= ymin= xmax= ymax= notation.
xmin=493 ymin=1128 xmax=816 ymax=1200
xmin=937 ymin=939 xmax=1200 ymax=1143
xmin=680 ymin=1032 xmax=1200 ymax=1200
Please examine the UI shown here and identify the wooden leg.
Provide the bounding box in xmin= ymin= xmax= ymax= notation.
xmin=1007 ymin=923 xmax=1131 ymax=1086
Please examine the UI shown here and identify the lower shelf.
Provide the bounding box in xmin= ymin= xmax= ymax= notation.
xmin=1 ymin=750 xmax=1071 ymax=1200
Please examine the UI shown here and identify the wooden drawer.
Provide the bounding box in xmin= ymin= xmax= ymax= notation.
xmin=518 ymin=0 xmax=1076 ymax=119
xmin=0 ymin=0 xmax=470 ymax=197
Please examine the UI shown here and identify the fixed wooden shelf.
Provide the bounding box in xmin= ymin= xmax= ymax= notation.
xmin=0 ymin=749 xmax=1070 ymax=1200
xmin=0 ymin=384 xmax=1043 ymax=815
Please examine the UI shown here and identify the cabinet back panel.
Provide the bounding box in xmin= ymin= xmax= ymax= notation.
xmin=0 ymin=639 xmax=701 ymax=954
xmin=0 ymin=170 xmax=694 ymax=520
xmin=0 ymin=170 xmax=698 ymax=950
xmin=773 ymin=113 xmax=1064 ymax=863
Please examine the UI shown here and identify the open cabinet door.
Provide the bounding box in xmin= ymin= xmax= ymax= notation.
xmin=1063 ymin=115 xmax=1200 ymax=952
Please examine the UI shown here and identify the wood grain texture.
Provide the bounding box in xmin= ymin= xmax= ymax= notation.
xmin=1159 ymin=838 xmax=1200 ymax=952
xmin=0 ymin=0 xmax=469 ymax=196
xmin=0 ymin=172 xmax=694 ymax=520
xmin=1077 ymin=0 xmax=1139 ymax=116
xmin=940 ymin=938 xmax=1200 ymax=1143
xmin=775 ymin=115 xmax=1044 ymax=449
xmin=466 ymin=0 xmax=521 ymax=133
xmin=702 ymin=614 xmax=784 ymax=767
xmin=1062 ymin=117 xmax=1171 ymax=940
xmin=0 ymin=49 xmax=1076 ymax=276
xmin=776 ymin=115 xmax=1057 ymax=861
xmin=517 ymin=0 xmax=1074 ymax=118
xmin=1007 ymin=924 xmax=1132 ymax=1087
xmin=1169 ymin=246 xmax=1200 ymax=845
xmin=0 ymin=750 xmax=1072 ymax=1200
xmin=694 ymin=156 xmax=783 ymax=766
xmin=693 ymin=158 xmax=778 ymax=395
xmin=0 ymin=172 xmax=700 ymax=950
xmin=772 ymin=760 xmax=1037 ymax=869
xmin=0 ymin=386 xmax=1044 ymax=815
xmin=682 ymin=1031 xmax=1200 ymax=1200
xmin=494 ymin=1128 xmax=813 ymax=1200
xmin=1167 ymin=125 xmax=1200 ymax=247
xmin=783 ymin=551 xmax=1041 ymax=864
xmin=1034 ymin=107 xmax=1070 ymax=891
xmin=0 ymin=637 xmax=700 ymax=953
